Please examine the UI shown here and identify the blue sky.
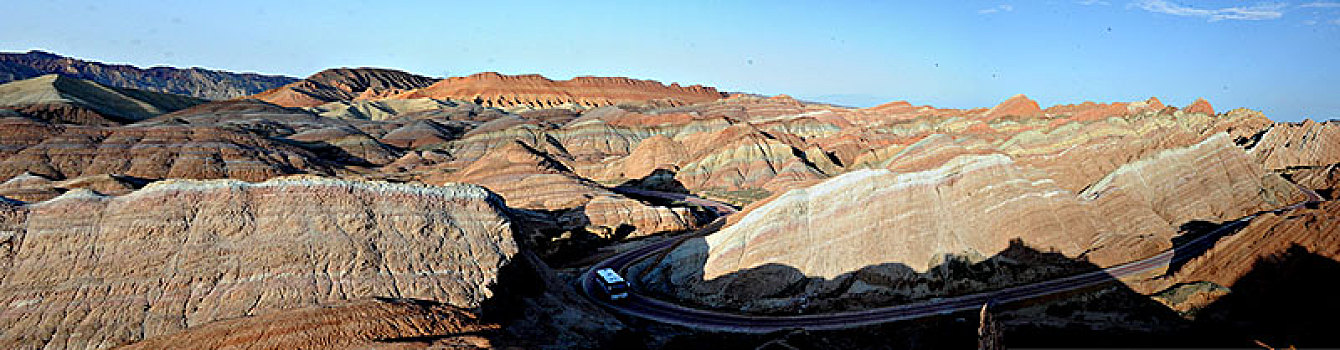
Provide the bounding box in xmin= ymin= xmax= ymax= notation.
xmin=2 ymin=0 xmax=1338 ymax=121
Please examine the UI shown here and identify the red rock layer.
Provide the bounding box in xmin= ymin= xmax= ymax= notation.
xmin=1184 ymin=97 xmax=1215 ymax=116
xmin=984 ymin=94 xmax=1043 ymax=118
xmin=396 ymin=72 xmax=725 ymax=109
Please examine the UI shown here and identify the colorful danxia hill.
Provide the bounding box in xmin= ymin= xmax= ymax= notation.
xmin=0 ymin=52 xmax=1337 ymax=349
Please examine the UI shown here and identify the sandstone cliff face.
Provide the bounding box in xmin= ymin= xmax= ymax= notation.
xmin=0 ymin=177 xmax=518 ymax=349
xmin=0 ymin=51 xmax=297 ymax=100
xmin=397 ymin=72 xmax=725 ymax=110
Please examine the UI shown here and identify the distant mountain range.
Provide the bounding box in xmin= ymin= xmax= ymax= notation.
xmin=0 ymin=50 xmax=298 ymax=100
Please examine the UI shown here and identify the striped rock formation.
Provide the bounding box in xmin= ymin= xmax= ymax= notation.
xmin=432 ymin=140 xmax=697 ymax=237
xmin=394 ymin=72 xmax=725 ymax=110
xmin=0 ymin=177 xmax=517 ymax=349
xmin=0 ymin=117 xmax=329 ymax=182
xmin=251 ymin=68 xmax=438 ymax=108
xmin=634 ymin=102 xmax=1302 ymax=312
xmin=1247 ymin=119 xmax=1340 ymax=170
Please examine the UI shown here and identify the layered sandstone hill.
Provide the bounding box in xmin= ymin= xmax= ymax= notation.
xmin=142 ymin=99 xmax=422 ymax=167
xmin=0 ymin=75 xmax=204 ymax=125
xmin=397 ymin=94 xmax=1234 ymax=211
xmin=0 ymin=117 xmax=329 ymax=182
xmin=430 ymin=140 xmax=698 ymax=237
xmin=1246 ymin=119 xmax=1340 ymax=170
xmin=632 ymin=96 xmax=1302 ymax=312
xmin=0 ymin=50 xmax=297 ymax=100
xmin=394 ymin=72 xmax=725 ymax=110
xmin=251 ymin=68 xmax=438 ymax=107
xmin=0 ymin=177 xmax=518 ymax=349
xmin=1136 ymin=200 xmax=1340 ymax=297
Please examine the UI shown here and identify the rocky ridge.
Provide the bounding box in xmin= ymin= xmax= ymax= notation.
xmin=394 ymin=72 xmax=725 ymax=110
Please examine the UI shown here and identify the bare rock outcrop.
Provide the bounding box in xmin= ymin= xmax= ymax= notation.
xmin=0 ymin=177 xmax=518 ymax=349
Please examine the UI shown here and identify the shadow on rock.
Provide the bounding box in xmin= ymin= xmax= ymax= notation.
xmin=479 ymin=226 xmax=636 ymax=349
xmin=1190 ymin=244 xmax=1340 ymax=347
xmin=630 ymin=237 xmax=1286 ymax=349
xmin=1163 ymin=219 xmax=1247 ymax=278
xmin=619 ymin=169 xmax=690 ymax=194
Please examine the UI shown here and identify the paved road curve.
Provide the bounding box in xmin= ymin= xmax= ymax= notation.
xmin=581 ymin=186 xmax=1324 ymax=333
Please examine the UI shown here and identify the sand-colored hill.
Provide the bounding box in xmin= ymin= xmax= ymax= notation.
xmin=0 ymin=75 xmax=204 ymax=125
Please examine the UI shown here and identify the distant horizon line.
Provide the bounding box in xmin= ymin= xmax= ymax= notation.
xmin=6 ymin=48 xmax=1326 ymax=122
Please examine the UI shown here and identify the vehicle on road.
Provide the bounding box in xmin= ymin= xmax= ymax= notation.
xmin=595 ymin=268 xmax=630 ymax=300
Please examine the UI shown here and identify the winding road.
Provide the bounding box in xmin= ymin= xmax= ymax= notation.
xmin=581 ymin=186 xmax=1324 ymax=333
